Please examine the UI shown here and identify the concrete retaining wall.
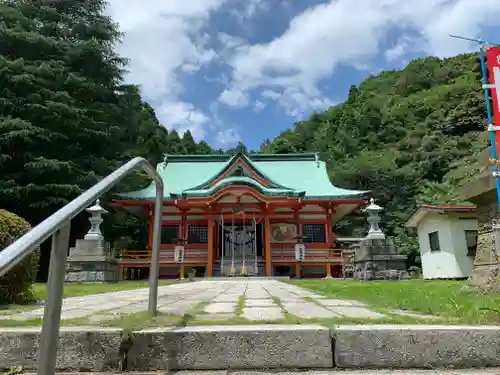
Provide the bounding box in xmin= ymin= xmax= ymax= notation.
xmin=1 ymin=325 xmax=499 ymax=371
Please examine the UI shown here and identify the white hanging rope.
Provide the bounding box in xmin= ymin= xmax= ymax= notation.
xmin=231 ymin=214 xmax=235 ymax=275
xmin=241 ymin=210 xmax=246 ymax=274
xmin=253 ymin=216 xmax=258 ymax=274
xmin=220 ymin=211 xmax=225 ymax=275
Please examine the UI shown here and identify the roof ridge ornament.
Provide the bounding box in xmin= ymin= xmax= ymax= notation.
xmin=314 ymin=152 xmax=320 ymax=167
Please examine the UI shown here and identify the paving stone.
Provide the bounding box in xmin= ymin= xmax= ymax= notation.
xmin=329 ymin=306 xmax=385 ymax=319
xmin=204 ymin=302 xmax=236 ymax=314
xmin=243 ymin=307 xmax=284 ymax=321
xmin=158 ymin=301 xmax=199 ymax=315
xmin=213 ymin=294 xmax=241 ymax=302
xmin=114 ymin=303 xmax=148 ymax=314
xmin=244 ymin=299 xmax=275 ymax=307
xmin=245 ymin=291 xmax=270 ymax=299
xmin=88 ymin=314 xmax=117 ymax=323
xmin=199 ymin=313 xmax=237 ymax=321
xmin=282 ymin=302 xmax=340 ymax=318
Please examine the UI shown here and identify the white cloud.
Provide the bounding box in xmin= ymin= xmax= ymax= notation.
xmin=218 ymin=32 xmax=247 ymax=49
xmin=261 ymin=90 xmax=281 ymax=101
xmin=106 ymin=0 xmax=228 ymax=138
xmin=156 ymin=102 xmax=209 ymax=140
xmin=219 ymin=0 xmax=500 ymax=116
xmin=253 ymin=100 xmax=266 ymax=112
xmin=230 ymin=0 xmax=269 ymax=22
xmin=215 ymin=128 xmax=241 ymax=147
xmin=385 ymin=35 xmax=414 ymax=63
xmin=219 ymin=88 xmax=250 ymax=108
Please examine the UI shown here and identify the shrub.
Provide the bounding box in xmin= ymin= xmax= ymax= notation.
xmin=0 ymin=209 xmax=40 ymax=304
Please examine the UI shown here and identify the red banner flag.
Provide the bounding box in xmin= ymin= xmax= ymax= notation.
xmin=486 ymin=47 xmax=500 ymax=151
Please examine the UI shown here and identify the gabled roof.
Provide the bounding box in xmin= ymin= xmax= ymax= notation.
xmin=405 ymin=204 xmax=476 ymax=228
xmin=173 ymin=176 xmax=304 ymax=199
xmin=117 ymin=152 xmax=368 ymax=201
xmin=185 ymin=152 xmax=293 ymax=191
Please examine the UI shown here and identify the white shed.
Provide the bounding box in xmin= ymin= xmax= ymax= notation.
xmin=405 ymin=204 xmax=477 ymax=280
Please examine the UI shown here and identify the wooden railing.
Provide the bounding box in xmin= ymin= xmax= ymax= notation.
xmin=271 ymin=244 xmax=344 ymax=263
xmin=120 ymin=246 xmax=351 ymax=266
xmin=119 ymin=248 xmax=208 ymax=266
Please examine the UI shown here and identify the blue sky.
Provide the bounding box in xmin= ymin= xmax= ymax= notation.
xmin=107 ymin=0 xmax=500 ymax=150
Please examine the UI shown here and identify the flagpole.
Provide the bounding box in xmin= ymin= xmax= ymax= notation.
xmin=450 ymin=35 xmax=500 ymax=209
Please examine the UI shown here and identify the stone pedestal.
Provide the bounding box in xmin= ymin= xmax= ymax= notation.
xmin=353 ymin=238 xmax=408 ymax=280
xmin=65 ymin=239 xmax=120 ymax=283
xmin=461 ymin=148 xmax=500 ymax=293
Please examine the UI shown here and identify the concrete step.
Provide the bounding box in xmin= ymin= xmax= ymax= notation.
xmin=2 ymin=325 xmax=500 ymax=372
xmin=23 ymin=370 xmax=500 ymax=374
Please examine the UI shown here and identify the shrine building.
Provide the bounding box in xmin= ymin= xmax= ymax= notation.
xmin=114 ymin=152 xmax=368 ymax=279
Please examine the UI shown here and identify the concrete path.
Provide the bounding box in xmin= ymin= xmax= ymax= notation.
xmin=3 ymin=279 xmax=420 ymax=322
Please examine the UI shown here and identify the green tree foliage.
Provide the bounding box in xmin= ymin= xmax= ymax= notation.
xmin=262 ymin=53 xmax=489 ymax=266
xmin=0 ymin=0 xmax=215 ymax=278
xmin=0 ymin=210 xmax=39 ymax=304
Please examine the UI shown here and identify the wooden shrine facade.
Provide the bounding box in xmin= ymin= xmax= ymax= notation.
xmin=114 ymin=153 xmax=368 ymax=278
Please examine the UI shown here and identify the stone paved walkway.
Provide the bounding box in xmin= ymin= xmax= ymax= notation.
xmin=1 ymin=280 xmax=435 ymax=323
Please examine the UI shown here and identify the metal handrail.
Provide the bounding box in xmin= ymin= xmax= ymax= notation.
xmin=0 ymin=157 xmax=164 ymax=375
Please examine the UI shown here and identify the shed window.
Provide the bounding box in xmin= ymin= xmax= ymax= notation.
xmin=428 ymin=231 xmax=440 ymax=252
xmin=161 ymin=225 xmax=179 ymax=244
xmin=465 ymin=230 xmax=478 ymax=256
xmin=302 ymin=224 xmax=326 ymax=243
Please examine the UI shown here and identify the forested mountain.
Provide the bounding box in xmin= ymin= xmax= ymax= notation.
xmin=261 ymin=53 xmax=488 ymax=262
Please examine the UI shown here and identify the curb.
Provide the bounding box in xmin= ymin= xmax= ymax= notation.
xmin=1 ymin=325 xmax=499 ymax=371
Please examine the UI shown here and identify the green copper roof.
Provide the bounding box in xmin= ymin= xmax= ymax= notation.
xmin=117 ymin=152 xmax=368 ymax=201
xmin=186 ymin=152 xmax=293 ymax=191
xmin=173 ymin=176 xmax=304 ymax=198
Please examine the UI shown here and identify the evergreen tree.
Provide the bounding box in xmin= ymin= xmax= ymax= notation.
xmin=0 ymin=0 xmax=219 ymax=279
xmin=0 ymin=0 xmax=126 ymax=224
xmin=182 ymin=130 xmax=198 ymax=154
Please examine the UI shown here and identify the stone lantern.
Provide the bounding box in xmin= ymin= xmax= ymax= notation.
xmin=353 ymin=198 xmax=408 ymax=281
xmin=84 ymin=199 xmax=108 ymax=241
xmin=363 ymin=198 xmax=385 ymax=240
xmin=65 ymin=199 xmax=119 ymax=283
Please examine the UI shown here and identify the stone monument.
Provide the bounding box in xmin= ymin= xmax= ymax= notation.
xmin=65 ymin=200 xmax=120 ymax=283
xmin=461 ymin=147 xmax=500 ymax=293
xmin=353 ymin=198 xmax=408 ymax=280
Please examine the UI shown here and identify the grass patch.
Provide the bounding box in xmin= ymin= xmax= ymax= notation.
xmin=0 ymin=317 xmax=43 ymax=327
xmin=99 ymin=311 xmax=184 ymax=331
xmin=236 ymin=296 xmax=245 ymax=316
xmin=289 ymin=279 xmax=500 ymax=324
xmin=84 ymin=301 xmax=209 ymax=330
